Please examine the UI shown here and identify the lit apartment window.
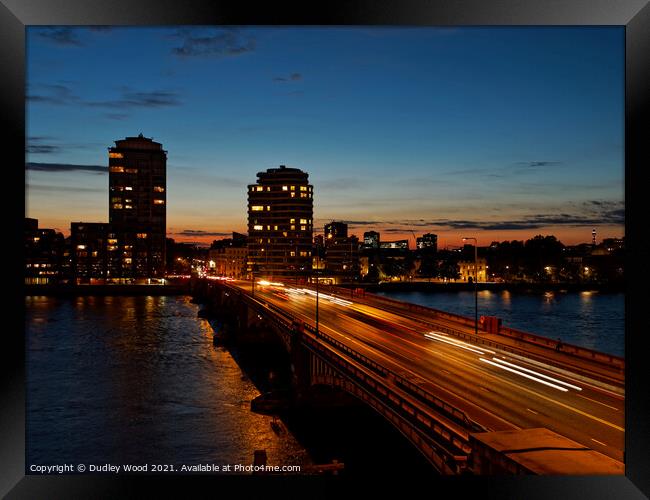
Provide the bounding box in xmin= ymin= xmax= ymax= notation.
xmin=125 ymin=199 xmax=132 ymax=203
xmin=266 ymin=206 xmax=271 ymax=211
xmin=123 ymin=258 xmax=132 ymax=264
xmin=300 ymin=219 xmax=307 ymax=224
xmin=300 ymin=193 xmax=307 ymax=198
xmin=282 ymin=186 xmax=288 ymax=191
xmin=266 ymin=225 xmax=271 ymax=230
xmin=125 ymin=186 xmax=133 ymax=191
xmin=153 ymin=199 xmax=165 ymax=205
xmin=113 ymin=203 xmax=123 ymax=209
xmin=291 ymin=192 xmax=296 ymax=197
xmin=92 ymin=251 xmax=98 ymax=257
xmin=108 ymin=238 xmax=117 ymax=244
xmin=125 ymin=205 xmax=133 ymax=209
xmin=77 ymin=245 xmax=86 ymax=250
xmin=109 ymin=166 xmax=124 ymax=173
xmin=291 ymin=225 xmax=295 ymax=230
xmin=153 ymin=186 xmax=164 ymax=192
xmin=283 ymin=232 xmax=288 ymax=237
xmin=266 ymin=186 xmax=270 ymax=191
xmin=108 ymin=245 xmax=117 ymax=251
xmin=290 ymin=185 xmax=295 ymax=191
xmin=290 ymin=218 xmax=295 ymax=223
xmin=290 ymin=251 xmax=296 ymax=257
xmin=300 ymin=186 xmax=307 ymax=191
xmin=300 ymin=251 xmax=310 ymax=257
xmin=274 ymin=225 xmax=278 ymax=230
xmin=109 ymin=152 xmax=123 ymax=158
xmin=301 ymin=225 xmax=306 ymax=231
xmin=254 ymin=225 xmax=263 ymax=230
xmin=137 ymin=233 xmax=148 ymax=239
xmin=125 ymin=168 xmax=138 ymax=174
xmin=256 ymin=186 xmax=263 ymax=191
xmin=111 ymin=197 xmax=121 ymax=203
xmin=251 ymin=206 xmax=264 ymax=211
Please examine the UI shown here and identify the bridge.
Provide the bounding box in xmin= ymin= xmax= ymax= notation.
xmin=191 ymin=278 xmax=624 ymax=475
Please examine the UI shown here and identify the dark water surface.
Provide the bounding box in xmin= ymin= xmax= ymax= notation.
xmin=377 ymin=289 xmax=624 ymax=357
xmin=26 ymin=295 xmax=309 ymax=470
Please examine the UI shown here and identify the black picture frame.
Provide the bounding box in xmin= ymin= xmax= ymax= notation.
xmin=2 ymin=1 xmax=648 ymax=498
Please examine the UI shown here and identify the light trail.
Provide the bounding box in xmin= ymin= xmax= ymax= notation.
xmin=479 ymin=358 xmax=569 ymax=392
xmin=491 ymin=358 xmax=583 ymax=391
xmin=424 ymin=333 xmax=487 ymax=355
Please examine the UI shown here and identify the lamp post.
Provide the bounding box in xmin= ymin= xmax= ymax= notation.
xmin=315 ymin=247 xmax=320 ymax=335
xmin=462 ymin=237 xmax=478 ymax=336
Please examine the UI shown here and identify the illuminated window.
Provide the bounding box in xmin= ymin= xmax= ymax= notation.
xmin=266 ymin=186 xmax=270 ymax=191
xmin=266 ymin=206 xmax=271 ymax=211
xmin=125 ymin=205 xmax=133 ymax=209
xmin=254 ymin=225 xmax=263 ymax=230
xmin=108 ymin=239 xmax=117 ymax=244
xmin=123 ymin=258 xmax=132 ymax=264
xmin=291 ymin=225 xmax=295 ymax=230
xmin=301 ymin=225 xmax=306 ymax=231
xmin=282 ymin=186 xmax=288 ymax=191
xmin=137 ymin=233 xmax=147 ymax=239
xmin=300 ymin=219 xmax=307 ymax=224
xmin=300 ymin=186 xmax=307 ymax=191
xmin=109 ymin=152 xmax=123 ymax=158
xmin=92 ymin=251 xmax=98 ymax=257
xmin=153 ymin=186 xmax=164 ymax=192
xmin=125 ymin=168 xmax=138 ymax=174
xmin=290 ymin=251 xmax=296 ymax=257
xmin=77 ymin=244 xmax=86 ymax=250
xmin=153 ymin=199 xmax=165 ymax=205
xmin=273 ymin=225 xmax=278 ymax=230
xmin=256 ymin=186 xmax=263 ymax=191
xmin=266 ymin=225 xmax=271 ymax=230
xmin=300 ymin=193 xmax=307 ymax=198
xmin=251 ymin=206 xmax=264 ymax=211
xmin=300 ymin=251 xmax=310 ymax=257
xmin=111 ymin=197 xmax=121 ymax=203
xmin=112 ymin=203 xmax=123 ymax=209
xmin=124 ymin=199 xmax=132 ymax=203
xmin=109 ymin=166 xmax=124 ymax=173
xmin=125 ymin=186 xmax=133 ymax=191
xmin=108 ymin=245 xmax=117 ymax=251
xmin=290 ymin=185 xmax=295 ymax=191
xmin=291 ymin=192 xmax=296 ymax=197
xmin=283 ymin=232 xmax=288 ymax=237
xmin=290 ymin=218 xmax=295 ymax=223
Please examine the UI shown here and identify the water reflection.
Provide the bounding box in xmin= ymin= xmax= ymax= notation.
xmin=26 ymin=295 xmax=309 ymax=468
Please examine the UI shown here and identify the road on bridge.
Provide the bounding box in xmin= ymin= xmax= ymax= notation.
xmin=227 ymin=280 xmax=624 ymax=464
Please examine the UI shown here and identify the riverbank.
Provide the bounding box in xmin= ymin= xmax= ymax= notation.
xmin=351 ymin=281 xmax=624 ymax=293
xmin=24 ymin=283 xmax=191 ymax=296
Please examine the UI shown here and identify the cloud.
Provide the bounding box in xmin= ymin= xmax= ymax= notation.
xmin=515 ymin=161 xmax=562 ymax=168
xmin=340 ymin=220 xmax=381 ymax=226
xmin=86 ymin=89 xmax=182 ymax=109
xmin=26 ymin=162 xmax=107 ymax=174
xmin=27 ymin=184 xmax=105 ymax=193
xmin=104 ymin=113 xmax=129 ymax=121
xmin=27 ymin=83 xmax=79 ymax=106
xmin=173 ymin=230 xmax=233 ymax=237
xmin=170 ymin=28 xmax=255 ymax=58
xmin=26 ymin=137 xmax=61 ymax=155
xmin=36 ymin=27 xmax=84 ymax=46
xmin=273 ymin=73 xmax=302 ymax=82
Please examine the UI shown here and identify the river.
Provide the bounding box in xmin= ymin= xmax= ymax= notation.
xmin=376 ymin=289 xmax=624 ymax=357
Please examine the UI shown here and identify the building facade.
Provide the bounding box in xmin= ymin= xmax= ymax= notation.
xmin=458 ymin=257 xmax=487 ymax=283
xmin=25 ymin=218 xmax=68 ymax=284
xmin=247 ymin=165 xmax=313 ymax=279
xmin=71 ymin=222 xmax=110 ymax=283
xmin=416 ymin=233 xmax=438 ymax=252
xmin=108 ymin=134 xmax=167 ymax=279
xmin=363 ymin=231 xmax=380 ymax=249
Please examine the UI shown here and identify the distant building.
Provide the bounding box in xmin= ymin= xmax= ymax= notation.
xmin=380 ymin=240 xmax=408 ymax=250
xmin=208 ymin=232 xmax=248 ymax=279
xmin=108 ymin=133 xmax=167 ymax=279
xmin=458 ymin=257 xmax=487 ymax=283
xmin=325 ymin=234 xmax=360 ymax=280
xmin=363 ymin=231 xmax=380 ymax=249
xmin=324 ymin=221 xmax=348 ymax=241
xmin=71 ymin=222 xmax=110 ymax=284
xmin=247 ymin=165 xmax=313 ymax=279
xmin=416 ymin=233 xmax=437 ymax=252
xmin=25 ymin=218 xmax=67 ymax=284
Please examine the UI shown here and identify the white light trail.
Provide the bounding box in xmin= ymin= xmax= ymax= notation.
xmin=479 ymin=358 xmax=569 ymax=392
xmin=424 ymin=333 xmax=486 ymax=355
xmin=426 ymin=332 xmax=496 ymax=354
xmin=491 ymin=358 xmax=582 ymax=391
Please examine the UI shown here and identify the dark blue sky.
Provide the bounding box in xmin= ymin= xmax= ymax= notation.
xmin=26 ymin=26 xmax=624 ymax=246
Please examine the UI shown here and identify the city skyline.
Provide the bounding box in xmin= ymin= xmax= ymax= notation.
xmin=26 ymin=26 xmax=624 ymax=246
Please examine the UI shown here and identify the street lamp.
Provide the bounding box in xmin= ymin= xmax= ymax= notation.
xmin=462 ymin=237 xmax=478 ymax=336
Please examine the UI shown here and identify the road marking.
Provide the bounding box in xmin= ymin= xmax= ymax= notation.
xmin=491 ymin=358 xmax=583 ymax=391
xmin=576 ymin=393 xmax=620 ymax=411
xmin=480 ymin=358 xmax=569 ymax=392
xmin=591 ymin=438 xmax=608 ymax=447
xmin=526 ymin=408 xmax=538 ymax=415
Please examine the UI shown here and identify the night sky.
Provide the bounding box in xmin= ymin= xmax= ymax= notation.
xmin=26 ymin=26 xmax=624 ymax=247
